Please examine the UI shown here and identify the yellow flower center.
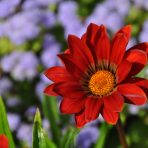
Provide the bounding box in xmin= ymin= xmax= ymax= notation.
xmin=89 ymin=70 xmax=115 ymax=96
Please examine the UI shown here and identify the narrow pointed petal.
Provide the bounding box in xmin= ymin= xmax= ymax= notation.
xmin=115 ymin=25 xmax=132 ymax=40
xmin=53 ymin=82 xmax=85 ymax=98
xmin=85 ymin=97 xmax=103 ymax=121
xmin=60 ymin=98 xmax=85 ymax=114
xmin=44 ymin=66 xmax=71 ymax=82
xmin=94 ymin=25 xmax=110 ymax=61
xmin=110 ymin=34 xmax=128 ymax=65
xmin=44 ymin=84 xmax=58 ymax=96
xmin=103 ymin=91 xmax=124 ymax=112
xmin=118 ymin=84 xmax=147 ymax=105
xmin=75 ymin=110 xmax=87 ymax=128
xmin=128 ymin=42 xmax=148 ymax=55
xmin=86 ymin=23 xmax=100 ymax=48
xmin=110 ymin=25 xmax=131 ymax=65
xmin=102 ymin=108 xmax=119 ymax=124
xmin=134 ymin=79 xmax=148 ymax=90
xmin=117 ymin=60 xmax=132 ymax=83
xmin=124 ymin=49 xmax=147 ymax=75
xmin=58 ymin=54 xmax=83 ymax=79
xmin=68 ymin=35 xmax=94 ymax=68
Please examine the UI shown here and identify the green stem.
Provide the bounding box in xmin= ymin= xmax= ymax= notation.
xmin=115 ymin=117 xmax=128 ymax=148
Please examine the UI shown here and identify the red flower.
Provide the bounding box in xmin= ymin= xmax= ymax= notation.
xmin=44 ymin=23 xmax=148 ymax=127
xmin=0 ymin=135 xmax=9 ymax=148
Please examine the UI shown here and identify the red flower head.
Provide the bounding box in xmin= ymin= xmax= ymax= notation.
xmin=44 ymin=23 xmax=148 ymax=128
xmin=0 ymin=135 xmax=9 ymax=148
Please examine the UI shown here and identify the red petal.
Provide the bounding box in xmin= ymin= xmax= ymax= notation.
xmin=110 ymin=33 xmax=128 ymax=66
xmin=81 ymin=33 xmax=87 ymax=43
xmin=44 ymin=84 xmax=58 ymax=96
xmin=53 ymin=82 xmax=85 ymax=99
xmin=85 ymin=97 xmax=103 ymax=121
xmin=68 ymin=35 xmax=94 ymax=69
xmin=58 ymin=53 xmax=83 ymax=79
xmin=94 ymin=25 xmax=111 ymax=61
xmin=124 ymin=49 xmax=147 ymax=75
xmin=117 ymin=60 xmax=132 ymax=83
xmin=118 ymin=84 xmax=147 ymax=105
xmin=110 ymin=25 xmax=131 ymax=65
xmin=134 ymin=79 xmax=148 ymax=90
xmin=102 ymin=108 xmax=119 ymax=124
xmin=75 ymin=110 xmax=87 ymax=128
xmin=85 ymin=23 xmax=100 ymax=61
xmin=86 ymin=23 xmax=100 ymax=49
xmin=103 ymin=91 xmax=124 ymax=112
xmin=60 ymin=98 xmax=85 ymax=114
xmin=115 ymin=25 xmax=131 ymax=40
xmin=44 ymin=66 xmax=72 ymax=82
xmin=0 ymin=135 xmax=9 ymax=148
xmin=129 ymin=42 xmax=148 ymax=55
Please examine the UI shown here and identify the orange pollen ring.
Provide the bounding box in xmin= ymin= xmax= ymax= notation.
xmin=88 ymin=70 xmax=115 ymax=96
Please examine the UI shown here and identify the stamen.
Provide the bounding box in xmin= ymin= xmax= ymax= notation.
xmin=89 ymin=70 xmax=115 ymax=96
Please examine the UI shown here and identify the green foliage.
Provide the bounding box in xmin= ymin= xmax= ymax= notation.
xmin=32 ymin=108 xmax=56 ymax=148
xmin=95 ymin=123 xmax=112 ymax=148
xmin=61 ymin=127 xmax=80 ymax=148
xmin=42 ymin=96 xmax=61 ymax=147
xmin=0 ymin=96 xmax=15 ymax=148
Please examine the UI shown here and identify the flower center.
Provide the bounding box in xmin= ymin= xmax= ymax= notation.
xmin=88 ymin=70 xmax=115 ymax=96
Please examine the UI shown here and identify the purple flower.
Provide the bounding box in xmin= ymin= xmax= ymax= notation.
xmin=17 ymin=123 xmax=32 ymax=146
xmin=25 ymin=106 xmax=36 ymax=121
xmin=127 ymin=38 xmax=136 ymax=49
xmin=58 ymin=1 xmax=83 ymax=38
xmin=23 ymin=0 xmax=59 ymax=10
xmin=11 ymin=51 xmax=39 ymax=81
xmin=4 ymin=10 xmax=40 ymax=45
xmin=39 ymin=10 xmax=56 ymax=28
xmin=8 ymin=113 xmax=20 ymax=131
xmin=76 ymin=126 xmax=99 ymax=148
xmin=41 ymin=39 xmax=61 ymax=68
xmin=139 ymin=20 xmax=148 ymax=42
xmin=0 ymin=51 xmax=22 ymax=72
xmin=86 ymin=0 xmax=130 ymax=32
xmin=1 ymin=51 xmax=39 ymax=81
xmin=133 ymin=0 xmax=148 ymax=10
xmin=0 ymin=0 xmax=20 ymax=18
xmin=6 ymin=96 xmax=21 ymax=107
xmin=0 ymin=77 xmax=12 ymax=96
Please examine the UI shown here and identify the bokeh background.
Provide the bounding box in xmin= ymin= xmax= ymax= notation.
xmin=0 ymin=0 xmax=148 ymax=147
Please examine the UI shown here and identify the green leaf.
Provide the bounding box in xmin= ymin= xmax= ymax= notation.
xmin=61 ymin=127 xmax=80 ymax=148
xmin=95 ymin=123 xmax=112 ymax=148
xmin=32 ymin=108 xmax=56 ymax=148
xmin=0 ymin=96 xmax=15 ymax=148
xmin=42 ymin=96 xmax=61 ymax=147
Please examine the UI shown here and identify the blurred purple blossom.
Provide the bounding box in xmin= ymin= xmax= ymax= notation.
xmin=25 ymin=106 xmax=36 ymax=121
xmin=58 ymin=1 xmax=84 ymax=38
xmin=1 ymin=51 xmax=39 ymax=81
xmin=8 ymin=113 xmax=20 ymax=131
xmin=0 ymin=77 xmax=12 ymax=96
xmin=35 ymin=74 xmax=51 ymax=100
xmin=23 ymin=0 xmax=59 ymax=9
xmin=86 ymin=0 xmax=130 ymax=32
xmin=127 ymin=38 xmax=137 ymax=49
xmin=17 ymin=123 xmax=32 ymax=146
xmin=41 ymin=35 xmax=61 ymax=68
xmin=139 ymin=19 xmax=148 ymax=42
xmin=77 ymin=126 xmax=99 ymax=148
xmin=6 ymin=96 xmax=21 ymax=107
xmin=133 ymin=0 xmax=148 ymax=10
xmin=0 ymin=0 xmax=20 ymax=18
